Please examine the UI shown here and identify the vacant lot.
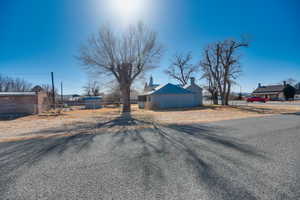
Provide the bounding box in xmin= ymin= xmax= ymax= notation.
xmin=0 ymin=104 xmax=299 ymax=142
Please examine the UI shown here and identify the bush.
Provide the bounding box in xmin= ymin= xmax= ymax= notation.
xmin=283 ymin=84 xmax=296 ymax=100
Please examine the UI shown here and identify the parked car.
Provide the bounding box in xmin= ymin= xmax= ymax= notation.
xmin=246 ymin=96 xmax=268 ymax=103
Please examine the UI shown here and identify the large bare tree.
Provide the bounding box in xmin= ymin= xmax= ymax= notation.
xmin=78 ymin=23 xmax=163 ymax=113
xmin=164 ymin=52 xmax=197 ymax=86
xmin=200 ymin=43 xmax=223 ymax=105
xmin=201 ymin=39 xmax=248 ymax=105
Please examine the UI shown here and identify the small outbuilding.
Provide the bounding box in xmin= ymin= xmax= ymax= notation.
xmin=138 ymin=77 xmax=203 ymax=110
xmin=0 ymin=86 xmax=50 ymax=116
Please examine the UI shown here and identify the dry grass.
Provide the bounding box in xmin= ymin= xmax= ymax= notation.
xmin=134 ymin=105 xmax=260 ymax=125
xmin=137 ymin=104 xmax=300 ymax=125
xmin=0 ymin=104 xmax=299 ymax=142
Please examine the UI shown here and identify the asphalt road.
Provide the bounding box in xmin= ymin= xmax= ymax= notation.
xmin=0 ymin=113 xmax=300 ymax=200
xmin=204 ymin=100 xmax=300 ymax=106
xmin=230 ymin=100 xmax=300 ymax=106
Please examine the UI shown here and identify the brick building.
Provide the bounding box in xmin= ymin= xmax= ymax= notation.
xmin=0 ymin=87 xmax=50 ymax=115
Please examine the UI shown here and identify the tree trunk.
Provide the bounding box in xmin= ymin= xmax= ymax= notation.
xmin=212 ymin=91 xmax=218 ymax=105
xmin=218 ymin=83 xmax=226 ymax=105
xmin=120 ymin=85 xmax=131 ymax=113
xmin=220 ymin=92 xmax=225 ymax=105
xmin=225 ymin=82 xmax=231 ymax=105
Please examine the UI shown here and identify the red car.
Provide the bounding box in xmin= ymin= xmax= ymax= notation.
xmin=246 ymin=96 xmax=268 ymax=103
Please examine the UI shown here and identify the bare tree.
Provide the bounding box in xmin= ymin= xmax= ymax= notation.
xmin=200 ymin=44 xmax=222 ymax=105
xmin=78 ymin=23 xmax=163 ymax=113
xmin=201 ymin=71 xmax=219 ymax=105
xmin=282 ymin=78 xmax=297 ymax=86
xmin=164 ymin=52 xmax=197 ymax=86
xmin=200 ymin=39 xmax=248 ymax=105
xmin=0 ymin=75 xmax=32 ymax=92
xmin=41 ymin=84 xmax=58 ymax=97
xmin=83 ymin=80 xmax=101 ymax=96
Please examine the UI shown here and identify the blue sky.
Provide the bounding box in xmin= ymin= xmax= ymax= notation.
xmin=0 ymin=0 xmax=299 ymax=94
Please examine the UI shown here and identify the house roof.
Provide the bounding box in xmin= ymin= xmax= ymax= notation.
xmin=183 ymin=83 xmax=203 ymax=90
xmin=144 ymin=84 xmax=159 ymax=92
xmin=142 ymin=83 xmax=192 ymax=95
xmin=253 ymin=85 xmax=285 ymax=94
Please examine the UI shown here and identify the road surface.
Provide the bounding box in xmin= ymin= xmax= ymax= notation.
xmin=204 ymin=100 xmax=300 ymax=106
xmin=0 ymin=113 xmax=299 ymax=199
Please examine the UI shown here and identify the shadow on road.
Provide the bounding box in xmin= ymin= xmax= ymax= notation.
xmin=229 ymin=105 xmax=274 ymax=114
xmin=0 ymin=114 xmax=268 ymax=199
xmin=282 ymin=112 xmax=300 ymax=116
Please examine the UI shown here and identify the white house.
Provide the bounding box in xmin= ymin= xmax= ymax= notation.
xmin=138 ymin=77 xmax=203 ymax=110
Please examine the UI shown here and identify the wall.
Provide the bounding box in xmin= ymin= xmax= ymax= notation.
xmin=0 ymin=95 xmax=36 ymax=114
xmin=36 ymin=92 xmax=51 ymax=113
xmin=145 ymin=93 xmax=197 ymax=110
xmin=185 ymin=85 xmax=203 ymax=106
xmin=0 ymin=92 xmax=50 ymax=115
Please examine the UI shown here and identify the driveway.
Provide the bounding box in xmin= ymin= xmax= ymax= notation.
xmin=0 ymin=114 xmax=299 ymax=200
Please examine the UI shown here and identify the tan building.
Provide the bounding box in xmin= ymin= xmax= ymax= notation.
xmin=252 ymin=82 xmax=294 ymax=100
xmin=0 ymin=87 xmax=50 ymax=116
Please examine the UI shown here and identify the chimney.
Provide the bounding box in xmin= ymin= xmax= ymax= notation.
xmin=258 ymin=83 xmax=262 ymax=88
xmin=190 ymin=77 xmax=195 ymax=85
xmin=283 ymin=81 xmax=287 ymax=86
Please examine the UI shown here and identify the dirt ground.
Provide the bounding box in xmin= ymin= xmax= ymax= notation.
xmin=0 ymin=104 xmax=299 ymax=142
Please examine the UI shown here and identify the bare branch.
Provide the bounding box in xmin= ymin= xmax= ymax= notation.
xmin=200 ymin=38 xmax=249 ymax=105
xmin=164 ymin=52 xmax=197 ymax=86
xmin=78 ymin=23 xmax=163 ymax=113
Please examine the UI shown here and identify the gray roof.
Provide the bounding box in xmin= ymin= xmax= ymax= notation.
xmin=253 ymin=85 xmax=285 ymax=94
xmin=144 ymin=84 xmax=159 ymax=92
xmin=143 ymin=83 xmax=192 ymax=95
xmin=183 ymin=83 xmax=203 ymax=90
xmin=0 ymin=92 xmax=36 ymax=96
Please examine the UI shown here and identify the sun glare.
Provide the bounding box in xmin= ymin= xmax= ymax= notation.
xmin=109 ymin=0 xmax=149 ymax=24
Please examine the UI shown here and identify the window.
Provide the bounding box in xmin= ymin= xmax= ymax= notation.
xmin=138 ymin=95 xmax=147 ymax=102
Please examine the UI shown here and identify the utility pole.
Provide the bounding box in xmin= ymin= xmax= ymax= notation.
xmin=61 ymin=82 xmax=63 ymax=105
xmin=51 ymin=72 xmax=56 ymax=109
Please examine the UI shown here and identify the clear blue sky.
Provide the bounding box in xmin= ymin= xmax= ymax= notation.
xmin=1 ymin=0 xmax=299 ymax=94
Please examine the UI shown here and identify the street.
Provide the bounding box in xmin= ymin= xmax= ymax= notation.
xmin=0 ymin=113 xmax=299 ymax=200
xmin=204 ymin=100 xmax=300 ymax=106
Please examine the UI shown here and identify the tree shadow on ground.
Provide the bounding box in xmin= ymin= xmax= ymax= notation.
xmin=110 ymin=118 xmax=269 ymax=199
xmin=229 ymin=105 xmax=274 ymax=114
xmin=282 ymin=112 xmax=300 ymax=116
xmin=0 ymin=114 xmax=273 ymax=199
xmin=0 ymin=113 xmax=30 ymax=121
